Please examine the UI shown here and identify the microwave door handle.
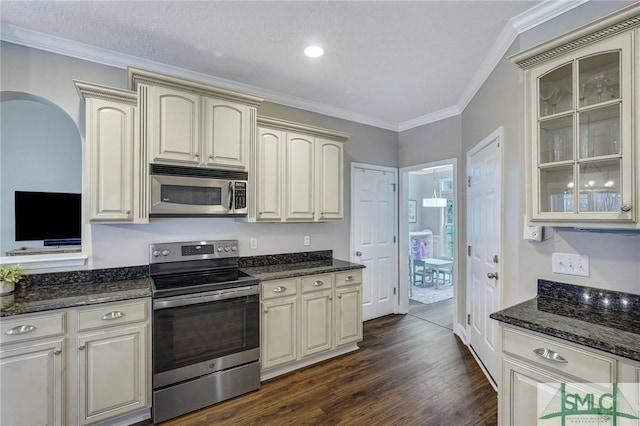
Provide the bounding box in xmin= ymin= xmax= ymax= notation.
xmin=228 ymin=182 xmax=234 ymax=211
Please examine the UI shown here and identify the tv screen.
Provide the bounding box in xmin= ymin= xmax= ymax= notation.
xmin=15 ymin=191 xmax=81 ymax=243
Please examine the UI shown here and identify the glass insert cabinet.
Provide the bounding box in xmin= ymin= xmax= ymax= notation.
xmin=514 ymin=25 xmax=637 ymax=225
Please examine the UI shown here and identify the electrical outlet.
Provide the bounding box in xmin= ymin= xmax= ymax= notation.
xmin=552 ymin=252 xmax=589 ymax=277
xmin=250 ymin=238 xmax=258 ymax=250
xmin=304 ymin=235 xmax=311 ymax=246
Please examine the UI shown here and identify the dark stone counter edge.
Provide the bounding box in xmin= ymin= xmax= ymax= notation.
xmin=243 ymin=263 xmax=365 ymax=281
xmin=490 ymin=312 xmax=640 ymax=362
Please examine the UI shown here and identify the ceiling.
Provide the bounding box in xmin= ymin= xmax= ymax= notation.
xmin=0 ymin=1 xmax=588 ymax=131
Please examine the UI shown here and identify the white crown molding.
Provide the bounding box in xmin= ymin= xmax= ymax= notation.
xmin=0 ymin=1 xmax=590 ymax=133
xmin=397 ymin=106 xmax=461 ymax=132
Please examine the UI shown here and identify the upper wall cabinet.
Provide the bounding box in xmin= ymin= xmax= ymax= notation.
xmin=511 ymin=4 xmax=640 ymax=228
xmin=74 ymin=81 xmax=148 ymax=224
xmin=128 ymin=67 xmax=263 ymax=171
xmin=248 ymin=117 xmax=349 ymax=222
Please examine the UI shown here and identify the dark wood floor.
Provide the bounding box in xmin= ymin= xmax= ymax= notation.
xmin=408 ymin=298 xmax=454 ymax=330
xmin=152 ymin=314 xmax=497 ymax=425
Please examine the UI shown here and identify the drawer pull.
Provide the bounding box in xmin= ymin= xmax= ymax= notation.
xmin=53 ymin=349 xmax=62 ymax=356
xmin=273 ymin=286 xmax=287 ymax=293
xmin=345 ymin=276 xmax=354 ymax=282
xmin=5 ymin=325 xmax=37 ymax=335
xmin=312 ymin=280 xmax=324 ymax=287
xmin=102 ymin=311 xmax=126 ymax=320
xmin=534 ymin=348 xmax=567 ymax=364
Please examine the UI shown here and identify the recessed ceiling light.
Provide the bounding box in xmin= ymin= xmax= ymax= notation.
xmin=304 ymin=45 xmax=324 ymax=58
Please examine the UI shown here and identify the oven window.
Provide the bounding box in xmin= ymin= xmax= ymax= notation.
xmin=161 ymin=185 xmax=222 ymax=206
xmin=153 ymin=296 xmax=259 ymax=374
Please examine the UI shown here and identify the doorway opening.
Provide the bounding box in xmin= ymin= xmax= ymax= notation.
xmin=399 ymin=159 xmax=458 ymax=331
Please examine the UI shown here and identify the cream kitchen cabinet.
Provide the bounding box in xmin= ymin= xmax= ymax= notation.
xmin=261 ymin=278 xmax=298 ymax=370
xmin=74 ymin=81 xmax=147 ymax=223
xmin=0 ymin=299 xmax=151 ymax=426
xmin=511 ymin=6 xmax=640 ymax=227
xmin=250 ymin=116 xmax=349 ymax=222
xmin=260 ymin=269 xmax=363 ymax=380
xmin=497 ymin=326 xmax=640 ymax=426
xmin=128 ymin=67 xmax=263 ymax=172
xmin=0 ymin=311 xmax=66 ymax=426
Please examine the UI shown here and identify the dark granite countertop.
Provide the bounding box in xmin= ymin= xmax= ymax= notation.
xmin=490 ymin=280 xmax=640 ymax=362
xmin=242 ymin=259 xmax=365 ymax=282
xmin=0 ymin=266 xmax=151 ymax=318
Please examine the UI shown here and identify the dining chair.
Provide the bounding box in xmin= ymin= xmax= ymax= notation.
xmin=413 ymin=259 xmax=434 ymax=287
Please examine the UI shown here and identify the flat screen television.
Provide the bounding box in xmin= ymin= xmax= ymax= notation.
xmin=14 ymin=191 xmax=81 ymax=246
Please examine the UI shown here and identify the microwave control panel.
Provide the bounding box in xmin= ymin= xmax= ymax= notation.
xmin=234 ymin=181 xmax=247 ymax=210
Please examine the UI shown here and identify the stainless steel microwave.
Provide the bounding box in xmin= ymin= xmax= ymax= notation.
xmin=150 ymin=165 xmax=248 ymax=217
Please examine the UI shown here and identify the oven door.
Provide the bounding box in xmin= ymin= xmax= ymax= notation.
xmin=152 ymin=288 xmax=259 ymax=388
xmin=150 ymin=175 xmax=234 ymax=216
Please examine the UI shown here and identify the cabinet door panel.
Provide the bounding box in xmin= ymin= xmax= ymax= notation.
xmin=0 ymin=339 xmax=63 ymax=426
xmin=88 ymin=99 xmax=134 ymax=221
xmin=316 ymin=139 xmax=344 ymax=220
xmin=77 ymin=324 xmax=148 ymax=425
xmin=152 ymin=87 xmax=200 ymax=165
xmin=203 ymin=99 xmax=249 ymax=170
xmin=301 ymin=290 xmax=333 ymax=357
xmin=261 ymin=296 xmax=297 ymax=370
xmin=256 ymin=128 xmax=284 ymax=220
xmin=285 ymin=133 xmax=315 ymax=220
xmin=335 ymin=286 xmax=362 ymax=346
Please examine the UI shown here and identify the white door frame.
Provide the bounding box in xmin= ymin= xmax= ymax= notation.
xmin=350 ymin=162 xmax=399 ymax=315
xmin=399 ymin=158 xmax=458 ymax=330
xmin=465 ymin=126 xmax=503 ymax=389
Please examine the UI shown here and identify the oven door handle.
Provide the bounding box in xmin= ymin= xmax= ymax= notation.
xmin=153 ymin=285 xmax=259 ymax=310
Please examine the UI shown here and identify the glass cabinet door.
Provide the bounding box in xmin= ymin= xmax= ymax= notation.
xmin=531 ymin=32 xmax=633 ymax=222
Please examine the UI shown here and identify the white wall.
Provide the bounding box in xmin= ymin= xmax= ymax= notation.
xmin=1 ymin=41 xmax=398 ymax=269
xmin=0 ymin=99 xmax=82 ymax=252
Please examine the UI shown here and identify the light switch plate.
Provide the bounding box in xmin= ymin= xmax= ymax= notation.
xmin=304 ymin=235 xmax=311 ymax=246
xmin=552 ymin=252 xmax=589 ymax=277
xmin=250 ymin=238 xmax=258 ymax=249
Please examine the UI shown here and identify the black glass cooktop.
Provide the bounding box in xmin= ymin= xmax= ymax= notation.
xmin=152 ymin=269 xmax=258 ymax=298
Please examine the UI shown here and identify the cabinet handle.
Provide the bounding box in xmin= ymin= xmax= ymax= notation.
xmin=345 ymin=276 xmax=354 ymax=282
xmin=102 ymin=311 xmax=126 ymax=320
xmin=264 ymin=308 xmax=268 ymax=313
xmin=5 ymin=325 xmax=37 ymax=335
xmin=621 ymin=204 xmax=632 ymax=212
xmin=194 ymin=153 xmax=200 ymax=158
xmin=209 ymin=155 xmax=214 ymax=160
xmin=329 ymin=296 xmax=333 ymax=300
xmin=78 ymin=345 xmax=86 ymax=351
xmin=338 ymin=294 xmax=342 ymax=299
xmin=125 ymin=210 xmax=131 ymax=215
xmin=273 ymin=286 xmax=287 ymax=293
xmin=53 ymin=349 xmax=62 ymax=356
xmin=312 ymin=280 xmax=324 ymax=287
xmin=533 ymin=348 xmax=567 ymax=363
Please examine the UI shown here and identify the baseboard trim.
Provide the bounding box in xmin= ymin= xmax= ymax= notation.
xmin=468 ymin=345 xmax=498 ymax=392
xmin=261 ymin=344 xmax=359 ymax=381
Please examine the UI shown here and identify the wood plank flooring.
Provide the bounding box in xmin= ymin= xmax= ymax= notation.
xmin=149 ymin=314 xmax=497 ymax=425
xmin=408 ymin=298 xmax=454 ymax=330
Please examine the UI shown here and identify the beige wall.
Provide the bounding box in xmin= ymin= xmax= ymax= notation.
xmin=399 ymin=0 xmax=639 ymax=329
xmin=1 ymin=42 xmax=398 ymax=268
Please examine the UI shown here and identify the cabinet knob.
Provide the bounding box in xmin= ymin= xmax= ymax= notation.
xmin=78 ymin=345 xmax=86 ymax=351
xmin=621 ymin=204 xmax=632 ymax=212
xmin=194 ymin=153 xmax=200 ymax=157
xmin=125 ymin=210 xmax=131 ymax=215
xmin=209 ymin=155 xmax=214 ymax=160
xmin=53 ymin=349 xmax=62 ymax=356
xmin=338 ymin=294 xmax=343 ymax=299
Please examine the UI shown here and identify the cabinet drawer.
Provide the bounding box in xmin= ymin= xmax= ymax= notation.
xmin=335 ymin=270 xmax=362 ymax=287
xmin=262 ymin=279 xmax=297 ymax=300
xmin=1 ymin=312 xmax=65 ymax=344
xmin=77 ymin=299 xmax=149 ymax=332
xmin=503 ymin=327 xmax=615 ymax=383
xmin=301 ymin=274 xmax=333 ymax=293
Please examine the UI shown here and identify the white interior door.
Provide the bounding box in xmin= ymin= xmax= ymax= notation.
xmin=351 ymin=163 xmax=397 ymax=321
xmin=467 ymin=128 xmax=502 ymax=385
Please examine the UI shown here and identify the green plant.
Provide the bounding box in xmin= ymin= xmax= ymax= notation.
xmin=0 ymin=265 xmax=23 ymax=284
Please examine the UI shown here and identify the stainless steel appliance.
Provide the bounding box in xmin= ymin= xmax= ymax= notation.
xmin=149 ymin=240 xmax=260 ymax=424
xmin=150 ymin=164 xmax=248 ymax=217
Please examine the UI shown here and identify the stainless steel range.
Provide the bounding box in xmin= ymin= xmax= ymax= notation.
xmin=149 ymin=240 xmax=260 ymax=424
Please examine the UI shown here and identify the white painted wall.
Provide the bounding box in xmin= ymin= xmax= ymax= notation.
xmin=1 ymin=41 xmax=398 ymax=269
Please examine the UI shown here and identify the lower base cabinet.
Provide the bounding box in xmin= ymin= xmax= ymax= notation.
xmin=0 ymin=299 xmax=151 ymax=426
xmin=498 ymin=326 xmax=640 ymax=426
xmin=261 ymin=269 xmax=363 ymax=379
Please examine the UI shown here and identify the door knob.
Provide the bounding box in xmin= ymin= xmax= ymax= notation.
xmin=487 ymin=272 xmax=498 ymax=279
xmin=355 ymin=251 xmax=362 ymax=256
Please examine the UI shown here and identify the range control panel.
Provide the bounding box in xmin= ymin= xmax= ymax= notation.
xmin=149 ymin=240 xmax=239 ymax=263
